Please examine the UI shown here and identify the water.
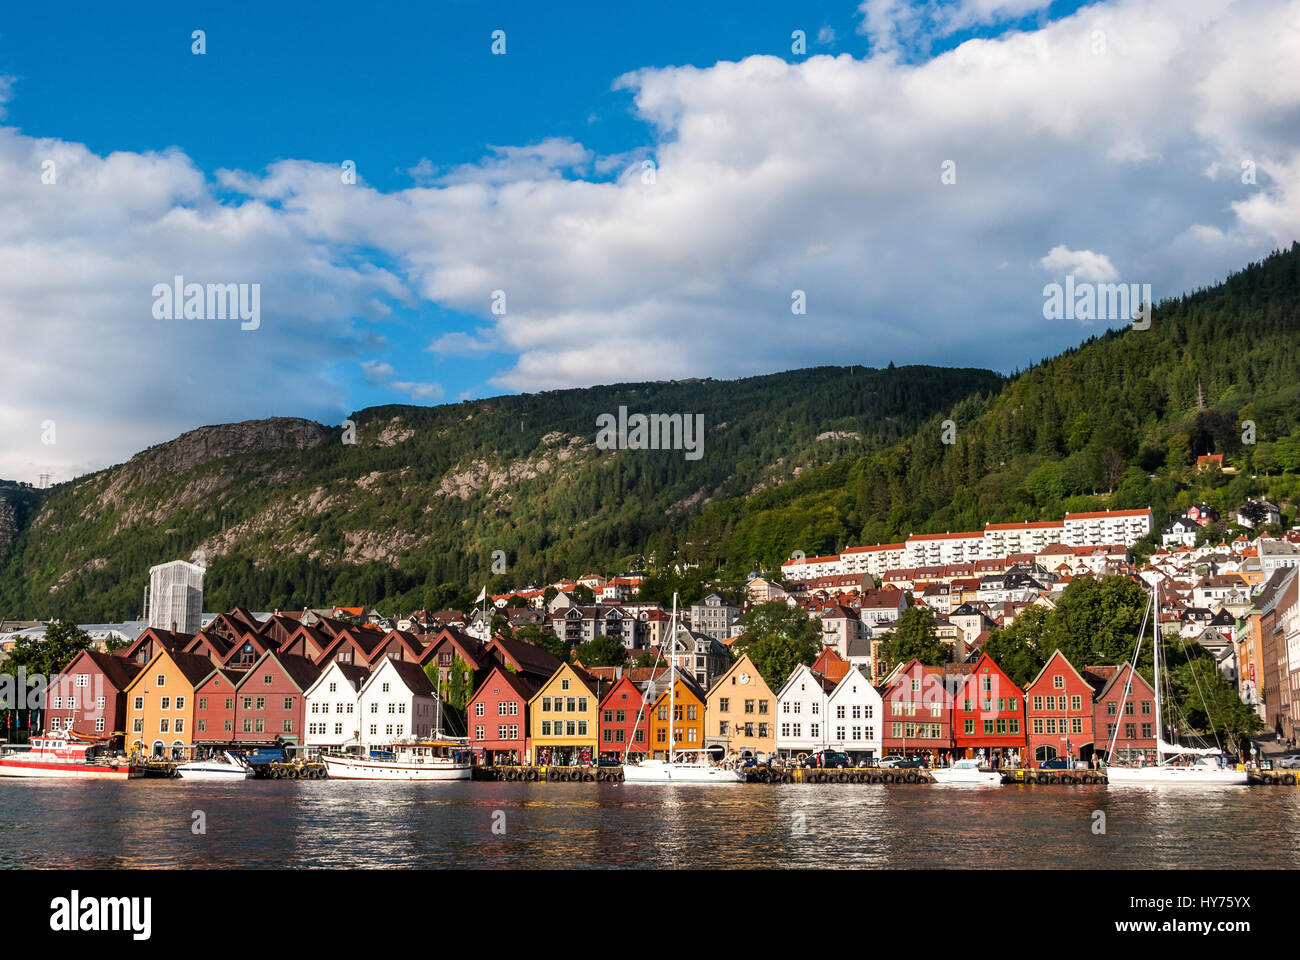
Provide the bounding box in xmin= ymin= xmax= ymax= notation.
xmin=2 ymin=780 xmax=1296 ymax=869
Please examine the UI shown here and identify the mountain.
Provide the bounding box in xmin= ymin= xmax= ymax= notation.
xmin=4 ymin=243 xmax=1298 ymax=622
xmin=0 ymin=365 xmax=1000 ymax=621
xmin=662 ymin=244 xmax=1300 ymax=571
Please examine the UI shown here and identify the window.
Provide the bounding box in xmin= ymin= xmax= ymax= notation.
xmin=561 ymin=678 xmax=570 ymax=691
xmin=175 ymin=697 xmax=185 ymax=711
xmin=160 ymin=697 xmax=170 ymax=710
xmin=284 ymin=697 xmax=294 ymax=711
xmin=719 ymin=697 xmax=730 ymax=713
xmin=1033 ymin=719 xmax=1044 ymax=734
xmin=1071 ymin=717 xmax=1083 ymax=734
xmin=1053 ymin=675 xmax=1064 ymax=689
xmin=1125 ymin=723 xmax=1137 ymax=739
xmin=719 ymin=721 xmax=729 ymax=736
xmin=1141 ymin=700 xmax=1152 ymax=715
xmin=156 ymin=675 xmax=165 ymax=687
xmin=256 ymin=697 xmax=265 ymax=711
xmin=95 ymin=717 xmax=106 ymax=733
xmin=1106 ymin=701 xmax=1117 ymax=716
xmin=160 ymin=719 xmax=170 ymax=733
xmin=1071 ymin=695 xmax=1082 ymax=712
xmin=542 ymin=697 xmax=552 ymax=712
xmin=264 ymin=674 xmax=273 ymax=685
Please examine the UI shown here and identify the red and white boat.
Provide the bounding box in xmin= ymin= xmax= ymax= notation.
xmin=0 ymin=735 xmax=135 ymax=779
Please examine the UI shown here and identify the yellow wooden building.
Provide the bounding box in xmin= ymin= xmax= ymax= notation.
xmin=704 ymin=653 xmax=776 ymax=760
xmin=527 ymin=663 xmax=605 ymax=765
xmin=123 ymin=649 xmax=217 ymax=759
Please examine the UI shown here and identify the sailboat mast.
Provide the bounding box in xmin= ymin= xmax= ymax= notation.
xmin=669 ymin=592 xmax=677 ymax=762
xmin=1152 ymin=581 xmax=1164 ymax=767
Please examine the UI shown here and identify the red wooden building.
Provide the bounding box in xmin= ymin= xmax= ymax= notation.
xmin=951 ymin=653 xmax=1026 ymax=762
xmin=467 ymin=666 xmax=537 ymax=765
xmin=880 ymin=659 xmax=957 ymax=758
xmin=193 ymin=667 xmax=247 ymax=744
xmin=598 ymin=673 xmax=655 ymax=761
xmin=1024 ymin=650 xmax=1096 ymax=765
xmin=1086 ymin=663 xmax=1158 ymax=762
xmin=231 ymin=651 xmax=321 ymax=745
xmin=46 ymin=650 xmax=142 ymax=746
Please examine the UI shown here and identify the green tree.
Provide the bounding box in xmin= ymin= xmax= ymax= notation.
xmin=1039 ymin=576 xmax=1149 ymax=667
xmin=878 ymin=607 xmax=950 ymax=672
xmin=575 ymin=635 xmax=629 ymax=667
xmin=733 ymin=602 xmax=821 ymax=689
xmin=3 ymin=621 xmax=92 ymax=679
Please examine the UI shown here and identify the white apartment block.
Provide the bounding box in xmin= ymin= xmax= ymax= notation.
xmin=145 ymin=559 xmax=205 ymax=634
xmin=1062 ymin=509 xmax=1153 ymax=548
xmin=780 ymin=554 xmax=846 ymax=581
xmin=840 ymin=543 xmax=906 ymax=578
xmin=982 ymin=521 xmax=1066 ymax=558
xmin=902 ymin=532 xmax=984 ymax=568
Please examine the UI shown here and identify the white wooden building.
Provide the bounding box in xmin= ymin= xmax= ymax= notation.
xmin=824 ymin=668 xmax=883 ymax=761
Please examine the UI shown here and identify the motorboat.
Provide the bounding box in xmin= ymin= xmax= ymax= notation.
xmin=0 ymin=735 xmax=135 ymax=779
xmin=174 ymin=751 xmax=253 ymax=781
xmin=622 ymin=755 xmax=747 ymax=784
xmin=320 ymin=739 xmax=471 ymax=781
xmin=929 ymin=758 xmax=1001 ymax=785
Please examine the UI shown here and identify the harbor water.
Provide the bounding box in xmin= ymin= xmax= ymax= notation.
xmin=2 ymin=779 xmax=1296 ymax=869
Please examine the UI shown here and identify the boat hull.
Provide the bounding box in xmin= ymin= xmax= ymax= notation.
xmin=174 ymin=765 xmax=253 ymax=781
xmin=621 ymin=763 xmax=746 ymax=784
xmin=930 ymin=769 xmax=1002 ymax=785
xmin=1106 ymin=766 xmax=1248 ymax=786
xmin=0 ymin=758 xmax=134 ymax=779
xmin=321 ymin=755 xmax=471 ymax=781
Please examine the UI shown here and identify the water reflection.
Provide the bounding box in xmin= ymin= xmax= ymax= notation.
xmin=0 ymin=780 xmax=1291 ymax=869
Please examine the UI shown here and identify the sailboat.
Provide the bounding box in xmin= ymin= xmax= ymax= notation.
xmin=621 ymin=594 xmax=745 ymax=784
xmin=1105 ymin=581 xmax=1246 ymax=786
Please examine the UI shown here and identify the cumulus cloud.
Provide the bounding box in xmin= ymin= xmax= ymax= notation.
xmin=3 ymin=0 xmax=1300 ymax=483
xmin=1038 ymin=245 xmax=1120 ymax=282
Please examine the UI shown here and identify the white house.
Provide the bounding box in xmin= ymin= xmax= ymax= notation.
xmin=824 ymin=668 xmax=883 ymax=761
xmin=357 ymin=658 xmax=439 ymax=747
xmin=303 ymin=661 xmax=369 ymax=749
xmin=774 ymin=664 xmax=834 ymax=758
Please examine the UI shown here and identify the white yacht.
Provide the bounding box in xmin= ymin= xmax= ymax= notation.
xmin=930 ymin=758 xmax=1001 ymax=785
xmin=621 ymin=594 xmax=746 ymax=785
xmin=174 ymin=751 xmax=253 ymax=781
xmin=321 ymin=739 xmax=472 ymax=781
xmin=1105 ymin=583 xmax=1247 ymax=787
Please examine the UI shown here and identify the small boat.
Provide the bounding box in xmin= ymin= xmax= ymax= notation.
xmin=0 ymin=735 xmax=135 ymax=779
xmin=320 ymin=739 xmax=472 ymax=781
xmin=930 ymin=758 xmax=1001 ymax=785
xmin=174 ymin=751 xmax=253 ymax=781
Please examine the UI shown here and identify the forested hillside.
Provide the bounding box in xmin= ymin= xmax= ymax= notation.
xmin=0 ymin=366 xmax=999 ymax=620
xmin=666 ymin=244 xmax=1300 ymax=576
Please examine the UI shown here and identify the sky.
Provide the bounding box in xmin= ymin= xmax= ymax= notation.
xmin=1 ymin=0 xmax=1298 ymax=484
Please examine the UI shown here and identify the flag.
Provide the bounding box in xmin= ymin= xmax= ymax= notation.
xmin=475 ymin=586 xmax=486 ymax=603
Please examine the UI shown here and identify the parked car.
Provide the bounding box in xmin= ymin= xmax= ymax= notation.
xmin=1276 ymin=755 xmax=1300 ymax=769
xmin=878 ymin=756 xmax=924 ymax=769
xmin=801 ymin=750 xmax=850 ymax=768
xmin=1038 ymin=757 xmax=1070 ymax=770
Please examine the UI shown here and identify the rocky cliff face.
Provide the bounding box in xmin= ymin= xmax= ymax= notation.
xmin=96 ymin=418 xmax=329 ymax=510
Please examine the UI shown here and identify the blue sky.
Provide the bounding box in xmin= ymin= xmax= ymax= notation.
xmin=0 ymin=0 xmax=1294 ymax=482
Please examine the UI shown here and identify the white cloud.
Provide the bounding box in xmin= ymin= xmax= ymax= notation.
xmin=3 ymin=0 xmax=1300 ymax=483
xmin=1038 ymin=245 xmax=1120 ymax=282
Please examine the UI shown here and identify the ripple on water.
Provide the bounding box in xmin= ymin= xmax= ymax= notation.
xmin=0 ymin=780 xmax=1295 ymax=869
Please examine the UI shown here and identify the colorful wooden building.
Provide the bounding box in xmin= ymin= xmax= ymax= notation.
xmin=649 ymin=672 xmax=710 ymax=759
xmin=46 ymin=650 xmax=142 ymax=746
xmin=880 ymin=659 xmax=956 ymax=758
xmin=123 ymin=649 xmax=217 ymax=758
xmin=704 ymin=654 xmax=776 ymax=760
xmin=1024 ymin=650 xmax=1096 ymax=764
xmin=528 ymin=663 xmax=605 ymax=766
xmin=469 ymin=666 xmax=537 ymax=765
xmin=232 ymin=651 xmax=321 ymax=745
xmin=1087 ymin=663 xmax=1158 ymax=762
xmin=951 ymin=653 xmax=1026 ymax=762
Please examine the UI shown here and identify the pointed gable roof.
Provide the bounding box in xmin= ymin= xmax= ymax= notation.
xmin=58 ymin=648 xmax=143 ymax=692
xmin=484 ymin=632 xmax=562 ymax=680
xmin=1024 ymin=648 xmax=1092 ymax=694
